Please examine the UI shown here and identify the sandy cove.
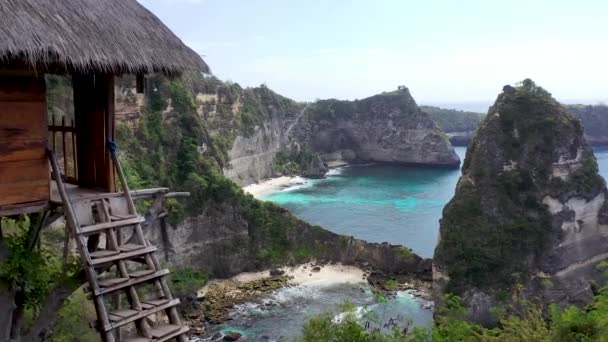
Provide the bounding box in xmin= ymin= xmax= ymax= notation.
xmin=242 ymin=176 xmax=305 ymax=199
xmin=242 ymin=162 xmax=348 ymax=199
xmin=191 ymin=261 xmax=431 ymax=327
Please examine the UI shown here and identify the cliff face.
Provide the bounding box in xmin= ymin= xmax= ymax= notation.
xmin=433 ymin=80 xmax=608 ymax=325
xmin=143 ymin=198 xmax=431 ymax=280
xmin=110 ymin=74 xmax=432 ymax=283
xmin=117 ymin=77 xmax=460 ymax=184
xmin=292 ymin=88 xmax=460 ymax=167
xmin=568 ymin=104 xmax=608 ymax=145
xmin=421 ymin=105 xmax=484 ymax=147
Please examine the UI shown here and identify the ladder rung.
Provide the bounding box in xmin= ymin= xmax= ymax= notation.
xmin=149 ymin=324 xmax=181 ymax=339
xmin=108 ymin=308 xmax=139 ymax=322
xmin=103 ymin=299 xmax=181 ymax=332
xmin=79 ymin=217 xmax=145 ymax=235
xmin=119 ymin=243 xmax=145 ymax=252
xmin=123 ymin=338 xmax=150 ymax=342
xmin=98 ymin=277 xmax=130 ymax=288
xmin=140 ymin=298 xmax=169 ymax=309
xmin=94 ymin=269 xmax=171 ymax=296
xmin=110 ymin=214 xmax=137 ymax=221
xmin=156 ymin=325 xmax=189 ymax=342
xmin=90 ymin=249 xmax=120 ymax=259
xmin=90 ymin=246 xmax=157 ymax=266
xmin=129 ymin=269 xmax=156 ymax=278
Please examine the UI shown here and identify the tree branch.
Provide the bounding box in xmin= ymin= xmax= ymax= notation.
xmin=21 ymin=270 xmax=87 ymax=342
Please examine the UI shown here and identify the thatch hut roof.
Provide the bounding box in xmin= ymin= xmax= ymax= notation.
xmin=0 ymin=0 xmax=209 ymax=75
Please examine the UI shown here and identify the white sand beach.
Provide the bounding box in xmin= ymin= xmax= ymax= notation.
xmin=198 ymin=262 xmax=366 ymax=297
xmin=242 ymin=176 xmax=307 ymax=199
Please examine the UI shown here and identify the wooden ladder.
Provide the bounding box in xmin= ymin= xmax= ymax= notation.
xmin=48 ymin=149 xmax=189 ymax=342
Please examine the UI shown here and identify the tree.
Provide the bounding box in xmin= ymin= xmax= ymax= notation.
xmin=0 ymin=216 xmax=86 ymax=341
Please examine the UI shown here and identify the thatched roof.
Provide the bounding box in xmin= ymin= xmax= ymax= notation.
xmin=0 ymin=0 xmax=209 ymax=75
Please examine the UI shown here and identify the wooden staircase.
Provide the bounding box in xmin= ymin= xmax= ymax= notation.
xmin=48 ymin=149 xmax=189 ymax=342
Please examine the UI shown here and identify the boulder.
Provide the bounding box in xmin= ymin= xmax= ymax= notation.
xmin=222 ymin=332 xmax=242 ymax=341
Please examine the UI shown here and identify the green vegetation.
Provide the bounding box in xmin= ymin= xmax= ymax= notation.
xmin=0 ymin=217 xmax=94 ymax=340
xmin=50 ymin=289 xmax=98 ymax=342
xmin=435 ymin=79 xmax=602 ymax=294
xmin=299 ymin=289 xmax=608 ymax=341
xmin=169 ymin=267 xmax=209 ymax=296
xmin=0 ymin=217 xmax=63 ymax=312
xmin=115 ymin=75 xmax=323 ymax=266
xmin=433 ymin=290 xmax=608 ymax=341
xmin=296 ymin=301 xmax=429 ymax=342
xmin=46 ymin=75 xmax=74 ymax=121
xmin=421 ymin=106 xmax=484 ymax=133
xmin=273 ymin=145 xmax=317 ymax=175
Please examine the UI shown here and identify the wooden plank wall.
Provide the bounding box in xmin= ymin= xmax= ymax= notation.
xmin=0 ymin=74 xmax=49 ymax=206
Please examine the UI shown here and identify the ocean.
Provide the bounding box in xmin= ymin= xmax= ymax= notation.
xmin=209 ymin=146 xmax=608 ymax=341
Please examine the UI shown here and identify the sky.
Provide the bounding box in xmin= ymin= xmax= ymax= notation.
xmin=138 ymin=0 xmax=608 ymax=108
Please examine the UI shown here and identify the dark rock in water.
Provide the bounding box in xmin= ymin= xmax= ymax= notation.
xmin=222 ymin=332 xmax=242 ymax=341
xmin=270 ymin=269 xmax=285 ymax=276
xmin=211 ymin=332 xmax=223 ymax=340
xmin=433 ymin=79 xmax=608 ymax=326
xmin=311 ymin=266 xmax=321 ymax=272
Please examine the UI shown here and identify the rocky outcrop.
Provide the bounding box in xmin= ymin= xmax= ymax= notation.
xmin=291 ymin=88 xmax=460 ymax=167
xmin=143 ymin=199 xmax=431 ymax=281
xmin=433 ymin=80 xmax=608 ymax=325
xmin=446 ymin=132 xmax=475 ymax=146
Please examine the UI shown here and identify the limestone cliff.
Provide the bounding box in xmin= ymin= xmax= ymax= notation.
xmin=291 ymin=88 xmax=460 ymax=167
xmin=116 ymin=77 xmax=460 ymax=185
xmin=433 ymin=80 xmax=608 ymax=325
xmin=143 ymin=198 xmax=431 ymax=281
xmin=568 ymin=104 xmax=608 ymax=145
xmin=111 ymin=74 xmax=431 ymax=284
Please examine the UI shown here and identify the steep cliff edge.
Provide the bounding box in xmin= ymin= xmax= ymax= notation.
xmin=117 ymin=77 xmax=460 ymax=184
xmin=112 ymin=75 xmax=431 ymax=282
xmin=433 ymin=80 xmax=608 ymax=325
xmin=291 ymin=88 xmax=460 ymax=167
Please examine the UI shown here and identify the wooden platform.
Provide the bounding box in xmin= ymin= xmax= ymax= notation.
xmin=1 ymin=182 xmax=169 ymax=217
xmin=51 ymin=182 xmax=170 ymax=204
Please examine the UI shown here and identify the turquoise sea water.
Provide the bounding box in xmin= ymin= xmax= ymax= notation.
xmin=210 ymin=147 xmax=608 ymax=341
xmin=262 ymin=147 xmax=468 ymax=258
xmin=264 ymin=146 xmax=608 ymax=257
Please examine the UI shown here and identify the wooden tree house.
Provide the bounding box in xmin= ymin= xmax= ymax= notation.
xmin=0 ymin=0 xmax=209 ymax=341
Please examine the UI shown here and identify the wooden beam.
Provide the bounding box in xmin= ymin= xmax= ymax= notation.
xmin=0 ymin=201 xmax=49 ymax=217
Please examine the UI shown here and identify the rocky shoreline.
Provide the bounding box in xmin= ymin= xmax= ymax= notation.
xmin=182 ymin=261 xmax=432 ymax=339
